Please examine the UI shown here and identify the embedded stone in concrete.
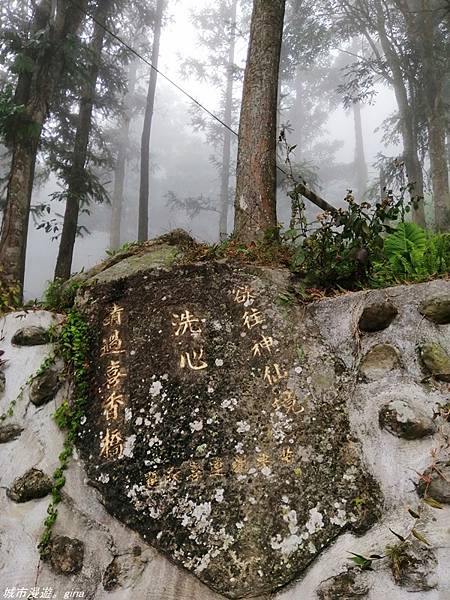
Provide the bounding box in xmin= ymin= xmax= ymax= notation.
xmin=0 ymin=424 xmax=24 ymax=444
xmin=420 ymin=343 xmax=450 ymax=382
xmin=30 ymin=368 xmax=61 ymax=407
xmin=358 ymin=301 xmax=398 ymax=332
xmin=0 ymin=370 xmax=5 ymax=394
xmin=48 ymin=536 xmax=84 ymax=575
xmin=389 ymin=541 xmax=438 ymax=592
xmin=419 ymin=462 xmax=450 ymax=504
xmin=317 ymin=569 xmax=370 ymax=599
xmin=11 ymin=326 xmax=50 ymax=346
xmin=6 ymin=468 xmax=53 ymax=503
xmin=379 ymin=399 xmax=436 ymax=439
xmin=102 ymin=551 xmax=147 ymax=591
xmin=359 ymin=344 xmax=400 ymax=381
xmin=419 ymin=295 xmax=450 ymax=325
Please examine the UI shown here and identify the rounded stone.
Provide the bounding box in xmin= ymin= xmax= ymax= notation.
xmin=420 ymin=343 xmax=450 ymax=382
xmin=359 ymin=344 xmax=400 ymax=381
xmin=379 ymin=399 xmax=436 ymax=439
xmin=30 ymin=369 xmax=61 ymax=407
xmin=419 ymin=295 xmax=450 ymax=325
xmin=389 ymin=541 xmax=437 ymax=591
xmin=6 ymin=468 xmax=52 ymax=503
xmin=317 ymin=569 xmax=369 ymax=599
xmin=419 ymin=462 xmax=450 ymax=504
xmin=0 ymin=424 xmax=24 ymax=444
xmin=48 ymin=536 xmax=84 ymax=575
xmin=11 ymin=326 xmax=50 ymax=346
xmin=358 ymin=302 xmax=398 ymax=333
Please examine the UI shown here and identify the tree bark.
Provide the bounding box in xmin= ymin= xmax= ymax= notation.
xmin=374 ymin=0 xmax=426 ymax=226
xmin=0 ymin=0 xmax=87 ymax=294
xmin=418 ymin=0 xmax=450 ymax=230
xmin=233 ymin=0 xmax=286 ymax=243
xmin=138 ymin=0 xmax=165 ymax=242
xmin=54 ymin=0 xmax=111 ymax=281
xmin=352 ymin=101 xmax=368 ymax=200
xmin=110 ymin=63 xmax=137 ymax=251
xmin=218 ymin=0 xmax=237 ymax=241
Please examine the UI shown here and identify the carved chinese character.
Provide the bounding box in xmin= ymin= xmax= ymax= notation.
xmin=103 ymin=304 xmax=124 ymax=326
xmin=280 ymin=447 xmax=294 ymax=464
xmin=263 ymin=363 xmax=288 ymax=385
xmin=210 ymin=458 xmax=225 ymax=477
xmin=180 ymin=348 xmax=208 ymax=371
xmin=272 ymin=389 xmax=304 ymax=414
xmin=101 ymin=329 xmax=125 ymax=357
xmin=100 ymin=428 xmax=123 ymax=458
xmin=242 ymin=308 xmax=265 ymax=330
xmin=251 ymin=335 xmax=274 ymax=357
xmin=172 ymin=310 xmax=202 ymax=336
xmin=103 ymin=390 xmax=124 ymax=421
xmin=231 ymin=456 xmax=248 ymax=474
xmin=146 ymin=471 xmax=159 ymax=487
xmin=189 ymin=461 xmax=203 ymax=482
xmin=106 ymin=360 xmax=127 ymax=389
xmin=256 ymin=453 xmax=271 ymax=468
xmin=232 ymin=286 xmax=255 ymax=304
xmin=166 ymin=467 xmax=181 ymax=483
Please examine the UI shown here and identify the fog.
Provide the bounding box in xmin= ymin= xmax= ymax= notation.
xmin=0 ymin=0 xmax=429 ymax=299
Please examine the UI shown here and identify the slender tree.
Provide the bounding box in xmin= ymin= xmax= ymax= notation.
xmin=138 ymin=0 xmax=165 ymax=242
xmin=234 ymin=0 xmax=286 ymax=243
xmin=352 ymin=101 xmax=368 ymax=199
xmin=0 ymin=0 xmax=87 ymax=294
xmin=54 ymin=0 xmax=113 ymax=281
xmin=110 ymin=62 xmax=138 ymax=250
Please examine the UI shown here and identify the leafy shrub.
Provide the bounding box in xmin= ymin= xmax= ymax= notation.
xmin=42 ymin=278 xmax=82 ymax=312
xmin=289 ymin=190 xmax=412 ymax=289
xmin=371 ymin=225 xmax=450 ymax=286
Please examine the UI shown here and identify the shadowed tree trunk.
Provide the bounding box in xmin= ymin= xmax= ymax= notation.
xmin=110 ymin=62 xmax=138 ymax=251
xmin=352 ymin=101 xmax=368 ymax=200
xmin=54 ymin=0 xmax=111 ymax=281
xmin=374 ymin=0 xmax=426 ymax=227
xmin=233 ymin=0 xmax=286 ymax=243
xmin=218 ymin=0 xmax=237 ymax=241
xmin=138 ymin=0 xmax=165 ymax=242
xmin=0 ymin=0 xmax=87 ymax=295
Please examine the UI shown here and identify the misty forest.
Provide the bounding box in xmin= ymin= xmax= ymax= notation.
xmin=0 ymin=0 xmax=450 ymax=304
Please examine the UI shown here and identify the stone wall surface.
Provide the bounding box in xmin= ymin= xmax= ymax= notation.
xmin=0 ymin=251 xmax=449 ymax=600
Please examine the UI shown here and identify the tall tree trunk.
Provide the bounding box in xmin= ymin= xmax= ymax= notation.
xmin=138 ymin=0 xmax=164 ymax=242
xmin=0 ymin=0 xmax=87 ymax=295
xmin=374 ymin=1 xmax=426 ymax=226
xmin=218 ymin=0 xmax=237 ymax=241
xmin=419 ymin=0 xmax=450 ymax=230
xmin=234 ymin=0 xmax=286 ymax=243
xmin=54 ymin=0 xmax=111 ymax=281
xmin=110 ymin=62 xmax=138 ymax=251
xmin=352 ymin=101 xmax=368 ymax=200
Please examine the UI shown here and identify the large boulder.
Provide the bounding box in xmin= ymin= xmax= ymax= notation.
xmin=76 ymin=247 xmax=382 ymax=599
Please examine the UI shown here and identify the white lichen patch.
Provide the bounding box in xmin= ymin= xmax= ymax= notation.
xmin=98 ymin=472 xmax=110 ymax=484
xmin=330 ymin=508 xmax=347 ymax=526
xmin=190 ymin=420 xmax=203 ymax=432
xmin=222 ymin=398 xmax=238 ymax=410
xmin=305 ymin=505 xmax=324 ymax=535
xmin=135 ymin=416 xmax=143 ymax=426
xmin=214 ymin=488 xmax=224 ymax=503
xmin=234 ymin=442 xmax=244 ymax=454
xmin=236 ymin=420 xmax=250 ymax=433
xmin=150 ymin=380 xmax=163 ymax=397
xmin=124 ymin=407 xmax=133 ymax=421
xmin=215 ymin=359 xmax=224 ymax=367
xmin=122 ymin=434 xmax=136 ymax=458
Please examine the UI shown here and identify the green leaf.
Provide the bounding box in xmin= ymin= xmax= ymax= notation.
xmin=384 ymin=222 xmax=427 ymax=259
xmin=411 ymin=529 xmax=430 ymax=546
xmin=423 ymin=496 xmax=443 ymax=509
